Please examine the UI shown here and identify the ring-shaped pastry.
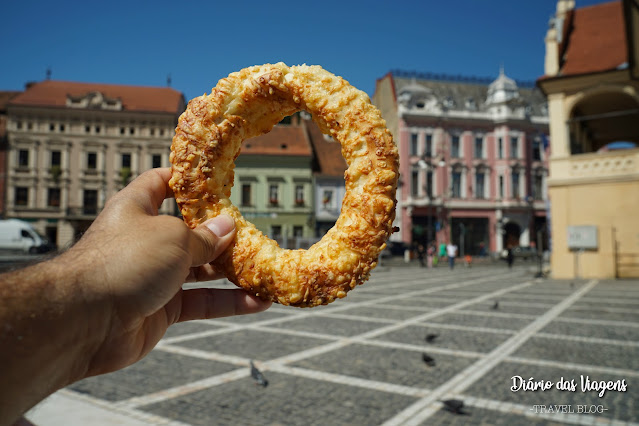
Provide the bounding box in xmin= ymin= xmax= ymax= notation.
xmin=170 ymin=63 xmax=398 ymax=307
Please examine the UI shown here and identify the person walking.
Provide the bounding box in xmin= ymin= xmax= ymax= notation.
xmin=426 ymin=244 xmax=435 ymax=268
xmin=446 ymin=242 xmax=458 ymax=270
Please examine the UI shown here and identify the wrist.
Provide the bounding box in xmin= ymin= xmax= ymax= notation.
xmin=0 ymin=253 xmax=111 ymax=421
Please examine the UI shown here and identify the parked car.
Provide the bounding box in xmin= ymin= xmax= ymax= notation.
xmin=501 ymin=246 xmax=537 ymax=261
xmin=0 ymin=219 xmax=55 ymax=254
xmin=380 ymin=241 xmax=409 ymax=258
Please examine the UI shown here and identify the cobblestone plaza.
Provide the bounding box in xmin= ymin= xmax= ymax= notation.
xmin=27 ymin=263 xmax=639 ymax=425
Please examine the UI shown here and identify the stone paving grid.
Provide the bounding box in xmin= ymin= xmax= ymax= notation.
xmin=65 ymin=265 xmax=639 ymax=425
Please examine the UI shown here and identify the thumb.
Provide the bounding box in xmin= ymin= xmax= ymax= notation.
xmin=189 ymin=214 xmax=236 ymax=266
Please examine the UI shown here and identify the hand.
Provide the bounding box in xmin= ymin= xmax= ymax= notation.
xmin=0 ymin=167 xmax=272 ymax=425
xmin=70 ymin=168 xmax=272 ymax=377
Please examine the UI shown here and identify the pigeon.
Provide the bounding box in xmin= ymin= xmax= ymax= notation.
xmin=441 ymin=399 xmax=468 ymax=415
xmin=492 ymin=300 xmax=499 ymax=310
xmin=250 ymin=360 xmax=268 ymax=387
xmin=422 ymin=353 xmax=436 ymax=367
xmin=425 ymin=333 xmax=440 ymax=343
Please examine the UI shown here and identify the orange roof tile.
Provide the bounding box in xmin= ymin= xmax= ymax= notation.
xmin=560 ymin=1 xmax=627 ymax=76
xmin=9 ymin=80 xmax=184 ymax=114
xmin=304 ymin=117 xmax=347 ymax=177
xmin=241 ymin=124 xmax=312 ymax=157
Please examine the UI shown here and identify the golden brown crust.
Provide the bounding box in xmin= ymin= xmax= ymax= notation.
xmin=169 ymin=63 xmax=398 ymax=307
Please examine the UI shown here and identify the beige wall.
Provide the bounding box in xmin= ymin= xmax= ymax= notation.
xmin=550 ymin=178 xmax=639 ymax=279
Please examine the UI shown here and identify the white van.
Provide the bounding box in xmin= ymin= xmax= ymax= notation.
xmin=0 ymin=219 xmax=54 ymax=254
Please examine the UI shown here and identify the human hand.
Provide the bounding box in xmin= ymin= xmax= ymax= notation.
xmin=66 ymin=168 xmax=272 ymax=378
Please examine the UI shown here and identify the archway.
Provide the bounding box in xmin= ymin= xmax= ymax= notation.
xmin=503 ymin=221 xmax=521 ymax=249
xmin=568 ymin=89 xmax=639 ymax=154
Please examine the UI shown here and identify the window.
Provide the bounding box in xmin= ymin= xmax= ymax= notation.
xmin=532 ymin=139 xmax=542 ymax=161
xmin=120 ymin=127 xmax=126 ymax=135
xmin=510 ymin=137 xmax=518 ymax=158
xmin=426 ymin=171 xmax=433 ymax=198
xmin=534 ymin=174 xmax=544 ymax=200
xmin=50 ymin=123 xmax=55 ymax=131
xmin=47 ymin=188 xmax=61 ymax=207
xmin=152 ymin=154 xmax=162 ymax=168
xmin=425 ymin=134 xmax=432 ymax=157
xmin=150 ymin=129 xmax=155 ymax=136
xmin=121 ymin=153 xmax=131 ymax=169
xmin=16 ymin=121 xmax=23 ymax=130
xmin=241 ymin=184 xmax=252 ymax=206
xmin=269 ymin=184 xmax=279 ymax=205
xmin=293 ymin=226 xmax=304 ymax=237
xmin=129 ymin=127 xmax=135 ymax=135
xmin=511 ymin=171 xmax=520 ymax=199
xmin=83 ymin=190 xmax=98 ymax=214
xmin=51 ymin=151 xmax=61 ymax=167
xmin=87 ymin=152 xmax=97 ymax=170
xmin=451 ymin=135 xmax=460 ymax=158
xmin=18 ymin=150 xmax=29 ymax=167
xmin=85 ymin=125 xmax=91 ymax=134
xmin=271 ymin=225 xmax=282 ymax=239
xmin=322 ymin=189 xmax=334 ymax=208
xmin=15 ymin=187 xmax=28 ymax=206
xmin=499 ymin=176 xmax=504 ymax=198
xmin=411 ymin=170 xmax=419 ymax=197
xmin=475 ymin=172 xmax=485 ymax=199
xmin=95 ymin=125 xmax=101 ymax=134
xmin=410 ymin=133 xmax=418 ymax=156
xmin=59 ymin=124 xmax=65 ymax=132
xmin=474 ymin=137 xmax=483 ymax=158
xmin=295 ymin=185 xmax=304 ymax=205
xmin=451 ymin=171 xmax=462 ymax=198
xmin=498 ymin=137 xmax=503 ymax=159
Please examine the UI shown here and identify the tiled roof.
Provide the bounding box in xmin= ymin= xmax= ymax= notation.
xmin=241 ymin=124 xmax=312 ymax=157
xmin=0 ymin=91 xmax=21 ymax=112
xmin=304 ymin=117 xmax=347 ymax=177
xmin=8 ymin=80 xmax=184 ymax=114
xmin=391 ymin=76 xmax=547 ymax=116
xmin=560 ymin=1 xmax=627 ymax=77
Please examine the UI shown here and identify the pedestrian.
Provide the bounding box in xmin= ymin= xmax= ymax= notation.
xmin=0 ymin=168 xmax=272 ymax=425
xmin=439 ymin=242 xmax=447 ymax=262
xmin=426 ymin=244 xmax=435 ymax=268
xmin=446 ymin=242 xmax=458 ymax=270
xmin=416 ymin=244 xmax=426 ymax=267
xmin=507 ymin=247 xmax=514 ymax=268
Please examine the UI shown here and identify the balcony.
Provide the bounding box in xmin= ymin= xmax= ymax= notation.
xmin=549 ymin=149 xmax=639 ymax=187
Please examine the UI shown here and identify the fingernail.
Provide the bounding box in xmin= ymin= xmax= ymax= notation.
xmin=206 ymin=214 xmax=235 ymax=237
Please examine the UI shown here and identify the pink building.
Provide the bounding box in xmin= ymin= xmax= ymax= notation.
xmin=373 ymin=69 xmax=550 ymax=257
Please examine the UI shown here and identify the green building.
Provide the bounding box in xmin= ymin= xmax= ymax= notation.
xmin=231 ymin=120 xmax=314 ymax=246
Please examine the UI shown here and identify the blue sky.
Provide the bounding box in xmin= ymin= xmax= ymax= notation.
xmin=1 ymin=0 xmax=608 ymax=100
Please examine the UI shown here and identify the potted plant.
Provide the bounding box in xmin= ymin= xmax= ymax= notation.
xmin=50 ymin=165 xmax=62 ymax=183
xmin=120 ymin=167 xmax=131 ymax=186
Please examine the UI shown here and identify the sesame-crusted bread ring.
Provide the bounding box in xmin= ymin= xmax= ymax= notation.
xmin=169 ymin=63 xmax=398 ymax=307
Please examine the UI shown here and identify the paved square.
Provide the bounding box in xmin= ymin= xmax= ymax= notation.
xmin=31 ymin=263 xmax=639 ymax=425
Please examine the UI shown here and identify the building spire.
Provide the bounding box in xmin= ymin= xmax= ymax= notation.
xmin=167 ymin=74 xmax=172 ymax=87
xmin=46 ymin=67 xmax=52 ymax=80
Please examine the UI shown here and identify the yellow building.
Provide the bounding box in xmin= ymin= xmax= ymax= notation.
xmin=539 ymin=0 xmax=639 ymax=278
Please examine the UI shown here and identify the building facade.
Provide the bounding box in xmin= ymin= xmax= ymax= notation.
xmin=231 ymin=115 xmax=315 ymax=246
xmin=303 ymin=113 xmax=348 ymax=238
xmin=539 ymin=0 xmax=639 ymax=278
xmin=5 ymin=80 xmax=185 ymax=248
xmin=1 ymin=91 xmax=21 ymax=218
xmin=373 ymin=70 xmax=549 ymax=256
